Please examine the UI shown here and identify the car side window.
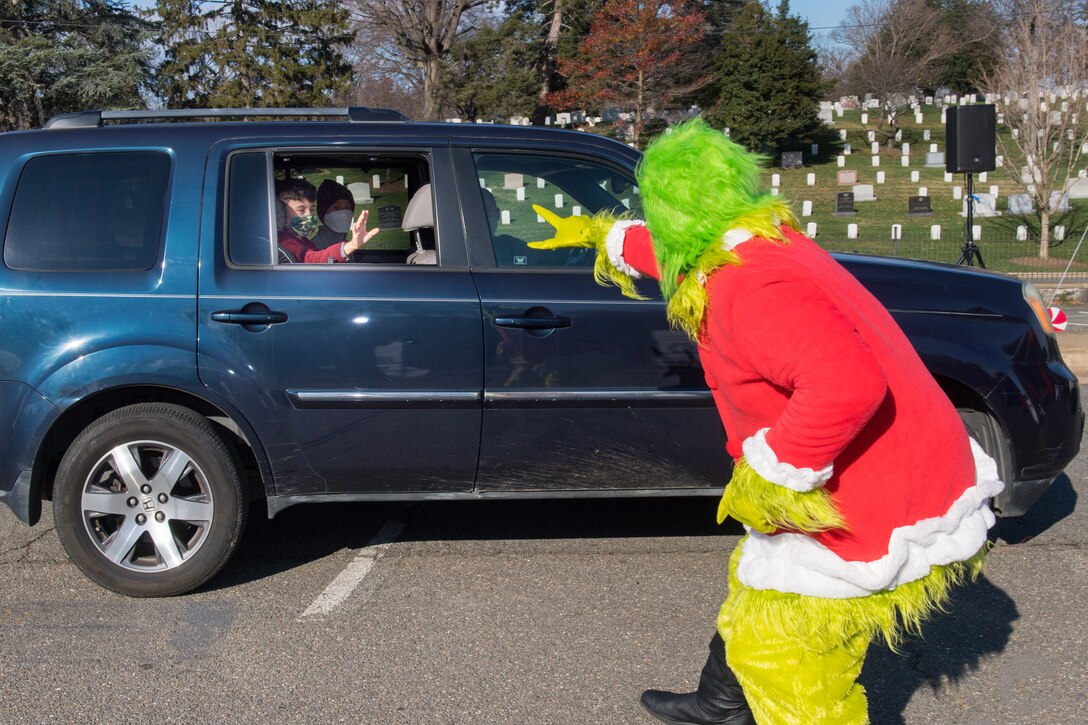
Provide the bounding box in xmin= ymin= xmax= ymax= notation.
xmin=470 ymin=152 xmax=643 ymax=268
xmin=4 ymin=151 xmax=169 ymax=272
xmin=226 ymin=151 xmax=435 ymax=267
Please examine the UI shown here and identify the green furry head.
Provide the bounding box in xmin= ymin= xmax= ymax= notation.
xmin=637 ymin=119 xmax=798 ymax=339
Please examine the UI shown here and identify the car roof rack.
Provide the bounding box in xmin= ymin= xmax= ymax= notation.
xmin=43 ymin=107 xmax=410 ymax=129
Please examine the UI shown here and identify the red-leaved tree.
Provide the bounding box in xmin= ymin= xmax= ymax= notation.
xmin=549 ymin=0 xmax=708 ymax=146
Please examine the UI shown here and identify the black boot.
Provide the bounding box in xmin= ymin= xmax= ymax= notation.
xmin=640 ymin=633 xmax=756 ymax=725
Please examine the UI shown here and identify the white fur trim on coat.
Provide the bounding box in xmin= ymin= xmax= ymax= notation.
xmin=604 ymin=220 xmax=645 ymax=279
xmin=721 ymin=227 xmax=754 ymax=250
xmin=742 ymin=427 xmax=834 ymax=492
xmin=735 ymin=438 xmax=1004 ymax=598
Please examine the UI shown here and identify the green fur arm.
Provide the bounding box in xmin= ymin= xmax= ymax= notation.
xmin=717 ymin=458 xmax=846 ymax=533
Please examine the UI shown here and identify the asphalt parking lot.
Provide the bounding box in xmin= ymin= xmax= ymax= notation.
xmin=1 ymin=342 xmax=1086 ymax=723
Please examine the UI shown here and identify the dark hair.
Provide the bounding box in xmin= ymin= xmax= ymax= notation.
xmin=316 ymin=179 xmax=355 ymax=221
xmin=276 ymin=178 xmax=317 ymax=203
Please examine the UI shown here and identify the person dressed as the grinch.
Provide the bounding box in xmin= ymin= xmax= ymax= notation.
xmin=529 ymin=119 xmax=1003 ymax=725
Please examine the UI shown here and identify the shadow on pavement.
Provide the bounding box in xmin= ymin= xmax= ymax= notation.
xmin=206 ymin=496 xmax=738 ymax=592
xmin=860 ymin=574 xmax=1019 ymax=725
xmin=990 ymin=473 xmax=1077 ymax=544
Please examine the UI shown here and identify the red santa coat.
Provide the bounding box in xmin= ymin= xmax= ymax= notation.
xmin=608 ymin=222 xmax=1003 ymax=598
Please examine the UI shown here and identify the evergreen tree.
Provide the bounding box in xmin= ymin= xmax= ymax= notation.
xmin=0 ymin=0 xmax=153 ymax=131
xmin=156 ymin=0 xmax=352 ymax=109
xmin=691 ymin=0 xmax=749 ymax=108
xmin=441 ymin=13 xmax=541 ymax=121
xmin=706 ymin=0 xmax=826 ymax=154
xmin=930 ymin=0 xmax=1001 ymax=94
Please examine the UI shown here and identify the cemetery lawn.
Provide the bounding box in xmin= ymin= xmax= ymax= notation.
xmin=766 ymin=105 xmax=1088 ymax=274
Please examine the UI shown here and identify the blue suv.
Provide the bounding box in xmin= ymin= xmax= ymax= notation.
xmin=0 ymin=108 xmax=1081 ymax=596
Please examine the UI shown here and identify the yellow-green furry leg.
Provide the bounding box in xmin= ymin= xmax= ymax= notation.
xmin=716 ymin=537 xmax=990 ymax=724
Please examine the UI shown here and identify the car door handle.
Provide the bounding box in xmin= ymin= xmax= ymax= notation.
xmin=494 ymin=315 xmax=571 ymax=330
xmin=211 ymin=310 xmax=288 ymax=325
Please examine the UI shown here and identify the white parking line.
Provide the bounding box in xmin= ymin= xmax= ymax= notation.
xmin=298 ymin=519 xmax=405 ymax=620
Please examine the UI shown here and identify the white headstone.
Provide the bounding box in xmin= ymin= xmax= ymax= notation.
xmin=979 ymin=172 xmax=988 ymax=182
xmin=772 ymin=174 xmax=781 ymax=187
xmin=848 ymin=223 xmax=858 ymax=239
xmin=537 ymin=177 xmax=546 ymax=188
xmin=840 ymin=129 xmax=848 ymax=141
xmin=953 ymin=186 xmax=962 ymax=200
xmin=844 ymin=143 xmax=851 ymax=155
xmin=1017 ymin=225 xmax=1028 ymax=241
xmin=837 ymin=156 xmax=846 ymax=167
xmin=902 ymin=143 xmax=910 ymax=155
xmin=868 ymin=131 xmax=876 ymax=143
xmin=911 ymin=171 xmax=920 ymax=182
xmin=941 ymin=108 xmax=947 ymax=123
xmin=861 ymin=113 xmax=869 ymax=125
xmin=537 ymin=212 xmax=545 ymax=222
xmin=925 ymin=96 xmax=933 ymax=105
xmin=1056 ymin=225 xmax=1067 ymax=241
xmin=370 ymin=174 xmax=380 ymax=189
xmin=901 ymin=156 xmax=910 ymax=167
xmin=853 ymin=184 xmax=876 ymax=201
xmin=919 ymin=186 xmax=928 ymax=196
xmin=915 ymin=112 xmax=923 ymax=124
xmin=925 ymin=152 xmax=945 ymax=167
xmin=516 ymin=187 xmax=526 ymax=201
xmin=996 ymin=155 xmax=1004 ymax=168
xmin=891 ymin=224 xmax=902 ymax=240
xmin=1049 ymin=191 xmax=1072 ymax=212
xmin=945 ymin=172 xmax=953 ymax=182
xmin=554 ymin=193 xmax=564 ymax=208
xmin=572 ymin=206 xmax=581 ymax=216
xmin=336 ymin=175 xmax=344 ymax=185
xmin=973 ymin=224 xmax=981 ymax=239
xmin=500 ymin=210 xmax=511 ymax=225
xmin=347 ymin=182 xmax=373 ymax=205
xmin=931 ymin=225 xmax=941 ymax=240
xmin=802 ymin=200 xmax=813 ymax=217
xmin=923 ymin=129 xmax=931 ymax=141
xmin=963 ymin=193 xmax=998 ymax=217
xmin=872 ymin=156 xmax=881 ymax=167
xmin=1008 ymin=194 xmax=1033 ymax=214
xmin=807 ymin=173 xmax=816 ymax=185
xmin=871 ymin=141 xmax=880 ymax=154
xmin=1068 ymin=177 xmax=1088 ymax=198
xmin=989 ymin=185 xmax=999 ymax=197
xmin=556 ymin=112 xmax=572 ymax=125
xmin=895 ymin=129 xmax=903 ymax=142
xmin=770 ymin=187 xmax=779 ymax=196
xmin=877 ymin=171 xmax=886 ymax=184
xmin=621 ymin=198 xmax=631 ymax=208
xmin=503 ymin=173 xmax=524 ymax=189
xmin=806 ymin=222 xmax=818 ymax=237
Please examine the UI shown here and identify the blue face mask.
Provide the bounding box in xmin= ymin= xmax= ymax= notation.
xmin=290 ymin=213 xmax=319 ymax=238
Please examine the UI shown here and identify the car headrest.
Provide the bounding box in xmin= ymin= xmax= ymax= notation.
xmin=402 ymin=184 xmax=433 ymax=232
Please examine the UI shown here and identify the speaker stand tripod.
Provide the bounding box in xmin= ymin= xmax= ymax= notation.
xmin=957 ymin=172 xmax=986 ymax=268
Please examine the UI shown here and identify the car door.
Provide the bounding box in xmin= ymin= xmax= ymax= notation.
xmin=196 ymin=140 xmax=482 ymax=497
xmin=453 ymin=145 xmax=729 ymax=493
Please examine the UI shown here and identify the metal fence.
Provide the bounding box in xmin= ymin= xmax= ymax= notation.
xmin=812 ymin=223 xmax=1088 ymax=281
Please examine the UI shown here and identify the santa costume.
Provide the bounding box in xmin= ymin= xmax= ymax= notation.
xmin=530 ymin=120 xmax=1002 ymax=725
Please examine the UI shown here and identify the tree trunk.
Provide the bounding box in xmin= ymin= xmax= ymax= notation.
xmin=534 ymin=0 xmax=563 ymax=125
xmin=633 ymin=68 xmax=644 ymax=146
xmin=422 ymin=57 xmax=441 ymax=120
xmin=1040 ymin=207 xmax=1050 ymax=260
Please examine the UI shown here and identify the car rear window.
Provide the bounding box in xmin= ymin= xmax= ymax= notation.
xmin=4 ymin=151 xmax=170 ymax=272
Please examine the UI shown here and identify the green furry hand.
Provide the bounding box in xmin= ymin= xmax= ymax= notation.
xmin=527 ymin=205 xmax=597 ymax=249
xmin=717 ymin=458 xmax=846 ymax=534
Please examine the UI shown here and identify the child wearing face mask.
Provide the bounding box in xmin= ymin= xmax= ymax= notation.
xmin=277 ymin=178 xmax=378 ymax=264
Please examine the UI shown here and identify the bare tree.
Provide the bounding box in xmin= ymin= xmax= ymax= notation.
xmin=349 ymin=0 xmax=489 ymax=120
xmin=834 ymin=0 xmax=952 ymax=144
xmin=983 ymin=0 xmax=1088 ymax=259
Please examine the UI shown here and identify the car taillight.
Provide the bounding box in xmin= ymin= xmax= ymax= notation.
xmin=1023 ymin=282 xmax=1056 ymax=336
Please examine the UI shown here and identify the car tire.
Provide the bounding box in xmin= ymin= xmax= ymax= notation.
xmin=53 ymin=403 xmax=247 ymax=597
xmin=958 ymin=407 xmax=1013 ymax=512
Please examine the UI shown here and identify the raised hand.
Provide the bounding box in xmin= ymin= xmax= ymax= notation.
xmin=346 ymin=209 xmax=381 ymax=254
